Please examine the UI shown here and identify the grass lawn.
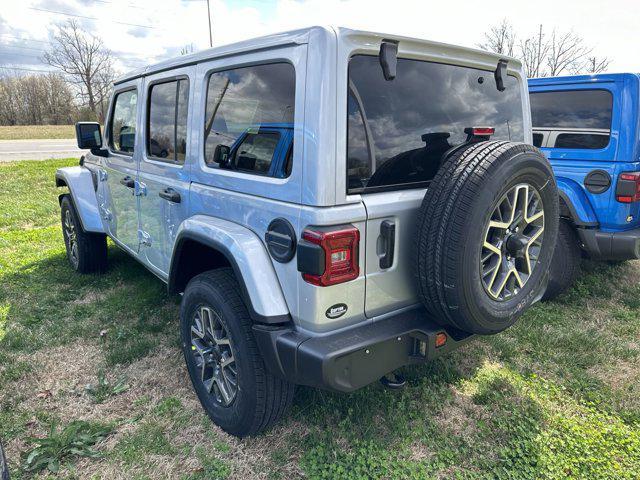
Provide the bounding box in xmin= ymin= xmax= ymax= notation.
xmin=0 ymin=126 xmax=75 ymax=141
xmin=1 ymin=159 xmax=639 ymax=479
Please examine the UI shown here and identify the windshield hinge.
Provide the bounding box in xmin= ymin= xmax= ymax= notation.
xmin=494 ymin=59 xmax=508 ymax=92
xmin=379 ymin=39 xmax=399 ymax=81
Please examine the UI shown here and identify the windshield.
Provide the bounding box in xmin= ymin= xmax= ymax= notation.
xmin=347 ymin=55 xmax=524 ymax=193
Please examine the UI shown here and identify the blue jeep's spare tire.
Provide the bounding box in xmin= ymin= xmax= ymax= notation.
xmin=415 ymin=141 xmax=559 ymax=334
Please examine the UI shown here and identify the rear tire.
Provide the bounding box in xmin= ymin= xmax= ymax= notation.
xmin=542 ymin=219 xmax=582 ymax=301
xmin=60 ymin=195 xmax=107 ymax=274
xmin=415 ymin=141 xmax=559 ymax=334
xmin=180 ymin=268 xmax=295 ymax=437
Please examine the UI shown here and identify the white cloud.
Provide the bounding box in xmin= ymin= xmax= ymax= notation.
xmin=0 ymin=0 xmax=638 ymax=74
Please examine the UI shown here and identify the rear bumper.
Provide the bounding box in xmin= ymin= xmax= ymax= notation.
xmin=577 ymin=227 xmax=640 ymax=260
xmin=253 ymin=308 xmax=474 ymax=392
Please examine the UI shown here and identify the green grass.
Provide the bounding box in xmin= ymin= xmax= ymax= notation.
xmin=0 ymin=158 xmax=639 ymax=479
xmin=0 ymin=125 xmax=75 ymax=141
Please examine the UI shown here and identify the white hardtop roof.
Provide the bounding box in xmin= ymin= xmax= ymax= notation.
xmin=115 ymin=25 xmax=521 ymax=85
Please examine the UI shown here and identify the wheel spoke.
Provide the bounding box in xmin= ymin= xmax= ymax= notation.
xmin=214 ymin=376 xmax=233 ymax=404
xmin=526 ymin=210 xmax=544 ymax=224
xmin=481 ymin=183 xmax=545 ymax=301
xmin=189 ymin=304 xmax=238 ymax=407
xmin=483 ymin=241 xmax=501 ymax=255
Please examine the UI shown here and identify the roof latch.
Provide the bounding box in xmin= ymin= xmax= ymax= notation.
xmin=494 ymin=59 xmax=508 ymax=92
xmin=379 ymin=39 xmax=399 ymax=81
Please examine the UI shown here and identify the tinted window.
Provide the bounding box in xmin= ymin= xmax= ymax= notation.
xmin=204 ymin=63 xmax=295 ymax=176
xmin=234 ymin=132 xmax=280 ymax=174
xmin=147 ymin=79 xmax=189 ymax=163
xmin=530 ymin=90 xmax=612 ymax=130
xmin=110 ymin=89 xmax=137 ymax=154
xmin=554 ymin=133 xmax=610 ymax=149
xmin=347 ymin=55 xmax=524 ymax=193
xmin=532 ymin=133 xmax=544 ymax=147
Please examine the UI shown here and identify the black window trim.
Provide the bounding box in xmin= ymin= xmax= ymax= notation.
xmin=345 ymin=53 xmax=523 ymax=196
xmin=202 ymin=59 xmax=296 ymax=179
xmin=108 ymin=86 xmax=138 ymax=157
xmin=145 ymin=74 xmax=190 ymax=165
xmin=553 ymin=131 xmax=611 ymax=150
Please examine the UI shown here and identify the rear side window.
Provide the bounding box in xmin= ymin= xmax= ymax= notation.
xmin=234 ymin=132 xmax=280 ymax=174
xmin=530 ymin=90 xmax=613 ymax=130
xmin=554 ymin=133 xmax=610 ymax=149
xmin=347 ymin=55 xmax=524 ymax=194
xmin=530 ymin=89 xmax=612 ymax=150
xmin=203 ymin=63 xmax=295 ymax=177
xmin=110 ymin=89 xmax=138 ymax=154
xmin=147 ymin=79 xmax=189 ymax=163
xmin=532 ymin=133 xmax=544 ymax=147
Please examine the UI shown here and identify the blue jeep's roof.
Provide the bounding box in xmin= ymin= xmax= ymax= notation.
xmin=528 ymin=73 xmax=640 ymax=87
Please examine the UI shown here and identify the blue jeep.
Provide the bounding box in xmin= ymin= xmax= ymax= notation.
xmin=529 ymin=74 xmax=640 ymax=299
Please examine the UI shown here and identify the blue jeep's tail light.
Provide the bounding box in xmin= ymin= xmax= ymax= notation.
xmin=616 ymin=172 xmax=640 ymax=203
xmin=299 ymin=226 xmax=360 ymax=286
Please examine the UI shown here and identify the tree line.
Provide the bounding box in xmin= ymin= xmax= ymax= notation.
xmin=478 ymin=20 xmax=610 ymax=77
xmin=0 ymin=72 xmax=95 ymax=126
xmin=0 ymin=19 xmax=615 ymax=126
xmin=0 ymin=19 xmax=114 ymax=126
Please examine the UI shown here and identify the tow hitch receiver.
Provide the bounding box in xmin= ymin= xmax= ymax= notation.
xmin=380 ymin=372 xmax=406 ymax=389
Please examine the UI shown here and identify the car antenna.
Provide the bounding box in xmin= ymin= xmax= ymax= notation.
xmin=379 ymin=39 xmax=399 ymax=81
xmin=494 ymin=59 xmax=508 ymax=91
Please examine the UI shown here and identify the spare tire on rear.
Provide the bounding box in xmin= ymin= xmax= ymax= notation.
xmin=415 ymin=141 xmax=558 ymax=334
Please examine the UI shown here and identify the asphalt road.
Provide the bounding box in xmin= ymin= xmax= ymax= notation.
xmin=0 ymin=139 xmax=84 ymax=162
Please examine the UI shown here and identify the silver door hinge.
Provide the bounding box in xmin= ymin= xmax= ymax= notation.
xmin=138 ymin=229 xmax=152 ymax=246
xmin=99 ymin=204 xmax=112 ymax=221
xmin=134 ymin=181 xmax=147 ymax=197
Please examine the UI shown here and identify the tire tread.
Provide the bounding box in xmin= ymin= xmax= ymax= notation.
xmin=185 ymin=268 xmax=294 ymax=436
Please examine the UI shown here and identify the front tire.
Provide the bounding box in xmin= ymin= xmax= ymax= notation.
xmin=60 ymin=195 xmax=107 ymax=274
xmin=542 ymin=219 xmax=582 ymax=301
xmin=180 ymin=268 xmax=294 ymax=437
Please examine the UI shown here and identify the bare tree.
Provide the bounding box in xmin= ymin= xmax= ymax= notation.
xmin=518 ymin=25 xmax=551 ymax=78
xmin=477 ymin=19 xmax=515 ymax=57
xmin=546 ymin=29 xmax=591 ymax=76
xmin=0 ymin=72 xmax=77 ymax=125
xmin=44 ymin=19 xmax=115 ymax=122
xmin=180 ymin=43 xmax=195 ymax=56
xmin=582 ymin=56 xmax=611 ymax=74
xmin=479 ymin=21 xmax=612 ymax=78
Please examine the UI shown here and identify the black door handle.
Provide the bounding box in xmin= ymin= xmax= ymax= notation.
xmin=379 ymin=220 xmax=395 ymax=269
xmin=120 ymin=176 xmax=135 ymax=188
xmin=159 ymin=188 xmax=181 ymax=203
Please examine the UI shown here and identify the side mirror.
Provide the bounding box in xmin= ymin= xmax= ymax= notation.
xmin=76 ymin=122 xmax=108 ymax=157
xmin=76 ymin=122 xmax=102 ymax=150
xmin=213 ymin=144 xmax=231 ymax=166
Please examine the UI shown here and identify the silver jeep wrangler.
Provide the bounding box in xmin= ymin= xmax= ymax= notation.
xmin=56 ymin=26 xmax=558 ymax=437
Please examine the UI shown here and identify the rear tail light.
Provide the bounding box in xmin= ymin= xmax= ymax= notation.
xmin=468 ymin=127 xmax=495 ymax=136
xmin=299 ymin=226 xmax=360 ymax=286
xmin=615 ymin=171 xmax=640 ymax=203
xmin=464 ymin=126 xmax=495 ymax=142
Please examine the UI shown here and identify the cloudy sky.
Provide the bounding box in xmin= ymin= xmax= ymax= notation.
xmin=1 ymin=0 xmax=638 ymax=75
